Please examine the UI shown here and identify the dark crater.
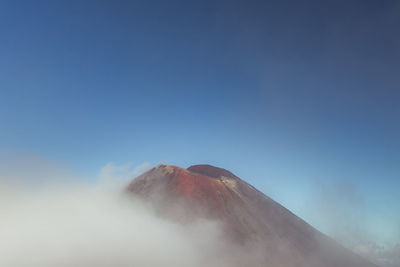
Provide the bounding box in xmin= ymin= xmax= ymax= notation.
xmin=187 ymin=164 xmax=237 ymax=179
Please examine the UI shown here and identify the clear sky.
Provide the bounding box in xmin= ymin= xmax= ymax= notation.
xmin=1 ymin=0 xmax=399 ymax=260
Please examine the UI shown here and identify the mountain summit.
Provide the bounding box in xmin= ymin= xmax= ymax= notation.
xmin=187 ymin=164 xmax=238 ymax=179
xmin=127 ymin=164 xmax=377 ymax=267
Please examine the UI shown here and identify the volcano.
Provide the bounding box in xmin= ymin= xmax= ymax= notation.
xmin=127 ymin=164 xmax=377 ymax=267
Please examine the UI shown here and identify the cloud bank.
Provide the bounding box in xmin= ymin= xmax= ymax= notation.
xmin=1 ymin=160 xmax=397 ymax=267
xmin=0 ymin=161 xmax=263 ymax=267
xmin=0 ymin=181 xmax=235 ymax=267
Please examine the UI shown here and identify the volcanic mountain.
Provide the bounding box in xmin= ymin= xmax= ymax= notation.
xmin=127 ymin=164 xmax=377 ymax=267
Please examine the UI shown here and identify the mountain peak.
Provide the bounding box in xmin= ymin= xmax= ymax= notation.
xmin=187 ymin=164 xmax=237 ymax=179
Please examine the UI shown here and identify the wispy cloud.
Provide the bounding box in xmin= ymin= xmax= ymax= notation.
xmin=306 ymin=178 xmax=400 ymax=267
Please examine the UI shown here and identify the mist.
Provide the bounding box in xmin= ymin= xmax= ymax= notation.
xmin=0 ymin=160 xmax=393 ymax=267
xmin=304 ymin=179 xmax=400 ymax=267
xmin=0 ymin=157 xmax=259 ymax=267
xmin=0 ymin=181 xmax=233 ymax=267
xmin=0 ymin=157 xmax=274 ymax=267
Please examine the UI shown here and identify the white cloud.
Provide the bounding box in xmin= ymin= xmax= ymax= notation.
xmin=0 ymin=180 xmax=242 ymax=267
xmin=0 ymin=160 xmax=261 ymax=267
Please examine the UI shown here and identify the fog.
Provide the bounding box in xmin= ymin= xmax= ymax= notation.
xmin=0 ymin=156 xmax=270 ymax=267
xmin=0 ymin=179 xmax=248 ymax=267
xmin=1 ymin=159 xmax=394 ymax=267
xmin=0 ymin=159 xmax=233 ymax=267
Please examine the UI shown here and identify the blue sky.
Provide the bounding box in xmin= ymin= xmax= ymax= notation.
xmin=1 ymin=0 xmax=399 ymax=254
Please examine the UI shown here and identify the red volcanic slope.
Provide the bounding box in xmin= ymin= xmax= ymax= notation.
xmin=127 ymin=164 xmax=377 ymax=267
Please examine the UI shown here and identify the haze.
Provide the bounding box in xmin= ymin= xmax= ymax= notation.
xmin=1 ymin=1 xmax=399 ymax=266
